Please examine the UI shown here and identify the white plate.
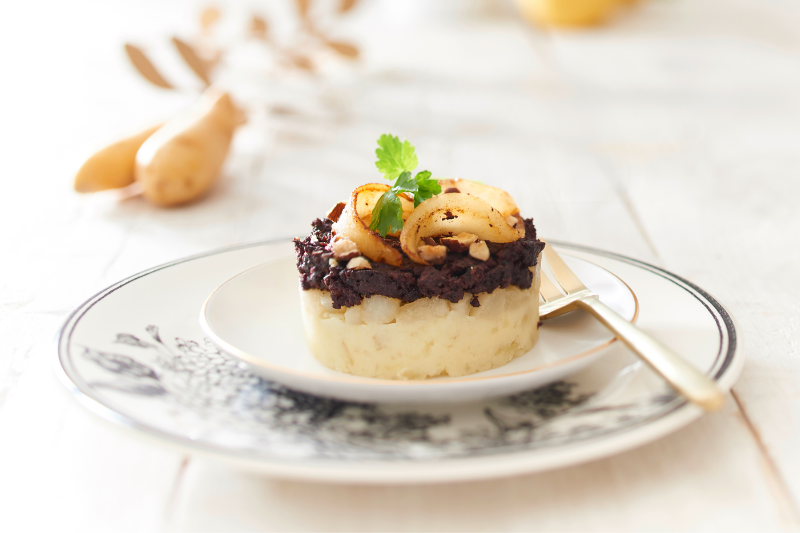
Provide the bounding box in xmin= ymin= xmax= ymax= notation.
xmin=56 ymin=240 xmax=743 ymax=484
xmin=199 ymin=250 xmax=637 ymax=403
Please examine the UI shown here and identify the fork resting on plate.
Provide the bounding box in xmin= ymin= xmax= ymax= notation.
xmin=538 ymin=241 xmax=725 ymax=411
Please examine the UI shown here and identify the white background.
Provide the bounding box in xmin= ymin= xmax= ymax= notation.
xmin=2 ymin=0 xmax=800 ymax=530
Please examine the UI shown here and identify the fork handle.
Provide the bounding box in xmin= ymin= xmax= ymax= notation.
xmin=576 ymin=297 xmax=725 ymax=411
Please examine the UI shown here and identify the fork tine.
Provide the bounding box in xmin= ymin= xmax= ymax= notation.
xmin=541 ymin=240 xmax=588 ymax=295
xmin=539 ymin=270 xmax=564 ymax=302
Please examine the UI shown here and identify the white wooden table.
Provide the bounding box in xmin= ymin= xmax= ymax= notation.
xmin=3 ymin=0 xmax=800 ymax=530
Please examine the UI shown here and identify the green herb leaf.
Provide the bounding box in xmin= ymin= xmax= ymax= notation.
xmin=375 ymin=134 xmax=418 ymax=181
xmin=369 ymin=135 xmax=445 ymax=235
xmin=393 ymin=171 xmax=418 ymax=193
xmin=369 ymin=189 xmax=404 ymax=237
xmin=412 ymin=170 xmax=441 ymax=207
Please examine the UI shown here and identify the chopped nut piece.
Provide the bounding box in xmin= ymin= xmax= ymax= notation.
xmin=418 ymin=244 xmax=447 ymax=265
xmin=326 ymin=202 xmax=346 ymax=222
xmin=347 ymin=257 xmax=372 ymax=270
xmin=328 ymin=258 xmax=339 ymax=268
xmin=469 ymin=241 xmax=490 ymax=261
xmin=506 ymin=215 xmax=521 ymax=229
xmin=332 ymin=237 xmax=360 ymax=260
xmin=440 ymin=232 xmax=479 ymax=253
xmin=422 ymin=237 xmax=437 ymax=246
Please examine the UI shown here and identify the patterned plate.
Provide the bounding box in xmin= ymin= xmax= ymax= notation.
xmin=56 ymin=240 xmax=742 ymax=484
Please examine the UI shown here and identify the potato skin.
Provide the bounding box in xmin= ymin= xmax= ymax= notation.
xmin=135 ymin=91 xmax=238 ymax=207
xmin=73 ymin=124 xmax=160 ymax=193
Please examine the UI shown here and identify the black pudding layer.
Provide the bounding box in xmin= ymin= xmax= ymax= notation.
xmin=294 ymin=218 xmax=545 ymax=309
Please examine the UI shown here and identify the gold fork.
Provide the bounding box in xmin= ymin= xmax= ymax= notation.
xmin=538 ymin=241 xmax=725 ymax=411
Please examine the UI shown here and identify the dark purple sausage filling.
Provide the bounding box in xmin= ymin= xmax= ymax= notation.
xmin=294 ymin=218 xmax=545 ymax=309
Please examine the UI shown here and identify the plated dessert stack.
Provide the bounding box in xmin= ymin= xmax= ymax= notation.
xmin=295 ymin=135 xmax=545 ymax=380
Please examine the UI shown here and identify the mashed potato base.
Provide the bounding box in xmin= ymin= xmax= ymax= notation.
xmin=299 ymin=264 xmax=540 ymax=380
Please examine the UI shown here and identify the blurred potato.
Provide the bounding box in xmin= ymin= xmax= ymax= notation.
xmin=135 ymin=90 xmax=239 ymax=207
xmin=73 ymin=124 xmax=160 ymax=193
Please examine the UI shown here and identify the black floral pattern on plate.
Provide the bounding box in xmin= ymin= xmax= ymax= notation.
xmin=80 ymin=325 xmax=677 ymax=461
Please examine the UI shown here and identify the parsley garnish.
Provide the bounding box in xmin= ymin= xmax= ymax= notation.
xmin=369 ymin=135 xmax=442 ymax=236
xmin=375 ymin=134 xmax=418 ymax=181
xmin=370 ymin=189 xmax=404 ymax=237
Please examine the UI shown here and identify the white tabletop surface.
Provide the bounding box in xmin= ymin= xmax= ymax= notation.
xmin=3 ymin=0 xmax=800 ymax=531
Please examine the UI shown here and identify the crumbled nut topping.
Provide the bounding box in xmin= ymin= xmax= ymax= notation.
xmin=469 ymin=241 xmax=490 ymax=261
xmin=440 ymin=232 xmax=479 ymax=253
xmin=328 ymin=258 xmax=339 ymax=268
xmin=418 ymin=244 xmax=447 ymax=265
xmin=347 ymin=257 xmax=372 ymax=270
xmin=326 ymin=202 xmax=346 ymax=222
xmin=506 ymin=215 xmax=521 ymax=229
xmin=332 ymin=237 xmax=360 ymax=260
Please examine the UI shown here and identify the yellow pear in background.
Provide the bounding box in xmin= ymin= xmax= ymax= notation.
xmin=515 ymin=0 xmax=624 ymax=28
